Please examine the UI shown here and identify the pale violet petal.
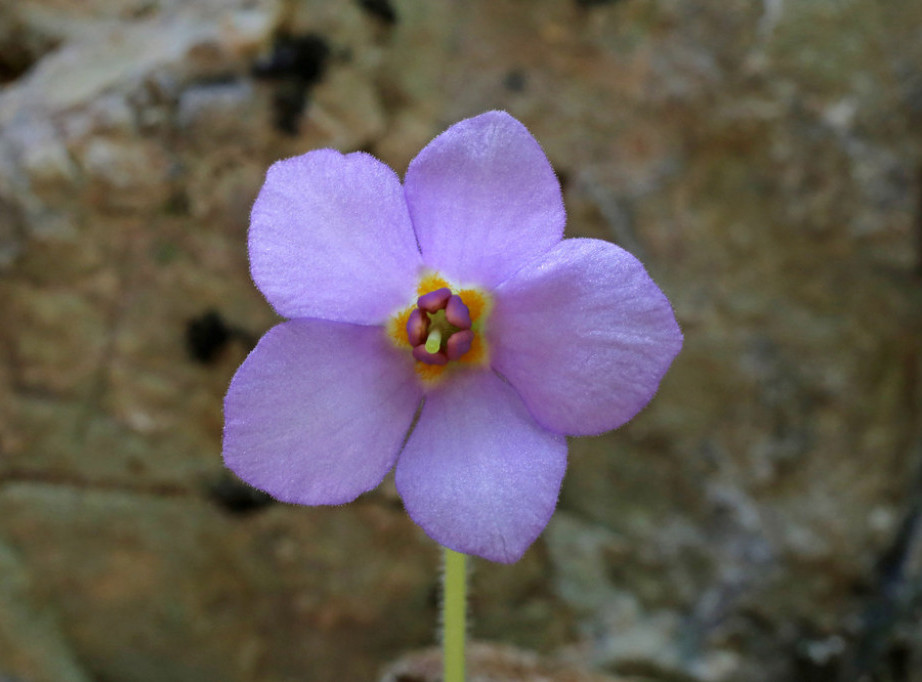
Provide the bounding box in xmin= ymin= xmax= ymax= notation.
xmin=396 ymin=370 xmax=567 ymax=563
xmin=224 ymin=320 xmax=422 ymax=504
xmin=404 ymin=111 xmax=564 ymax=288
xmin=490 ymin=238 xmax=682 ymax=436
xmin=249 ymin=150 xmax=422 ymax=324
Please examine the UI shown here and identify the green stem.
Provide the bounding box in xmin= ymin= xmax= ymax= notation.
xmin=442 ymin=546 xmax=467 ymax=682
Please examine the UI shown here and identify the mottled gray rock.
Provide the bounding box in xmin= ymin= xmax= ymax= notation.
xmin=1 ymin=0 xmax=921 ymax=681
xmin=0 ymin=539 xmax=92 ymax=682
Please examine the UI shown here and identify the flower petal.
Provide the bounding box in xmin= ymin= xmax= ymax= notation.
xmin=404 ymin=111 xmax=565 ymax=288
xmin=491 ymin=238 xmax=683 ymax=436
xmin=395 ymin=370 xmax=567 ymax=563
xmin=223 ymin=319 xmax=422 ymax=505
xmin=249 ymin=150 xmax=422 ymax=324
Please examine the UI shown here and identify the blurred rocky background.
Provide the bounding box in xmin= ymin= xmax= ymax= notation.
xmin=1 ymin=0 xmax=922 ymax=680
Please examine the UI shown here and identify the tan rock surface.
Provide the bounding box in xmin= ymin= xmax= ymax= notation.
xmin=1 ymin=0 xmax=921 ymax=681
xmin=379 ymin=642 xmax=626 ymax=682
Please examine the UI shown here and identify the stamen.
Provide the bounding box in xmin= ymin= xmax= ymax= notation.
xmin=406 ymin=309 xmax=429 ymax=347
xmin=425 ymin=328 xmax=442 ymax=354
xmin=418 ymin=287 xmax=452 ymax=313
xmin=445 ymin=330 xmax=474 ymax=361
xmin=445 ymin=295 xmax=472 ymax=329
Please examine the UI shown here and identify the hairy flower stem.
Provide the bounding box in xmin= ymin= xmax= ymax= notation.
xmin=442 ymin=547 xmax=467 ymax=682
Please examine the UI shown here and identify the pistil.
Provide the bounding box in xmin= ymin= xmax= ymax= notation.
xmin=425 ymin=328 xmax=443 ymax=354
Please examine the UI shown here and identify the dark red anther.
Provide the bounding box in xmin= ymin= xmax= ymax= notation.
xmin=406 ymin=308 xmax=429 ymax=347
xmin=445 ymin=295 xmax=472 ymax=329
xmin=417 ymin=287 xmax=452 ymax=313
xmin=412 ymin=344 xmax=448 ymax=365
xmin=445 ymin=329 xmax=474 ymax=361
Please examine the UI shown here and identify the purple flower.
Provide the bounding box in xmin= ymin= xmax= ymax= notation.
xmin=223 ymin=111 xmax=682 ymax=563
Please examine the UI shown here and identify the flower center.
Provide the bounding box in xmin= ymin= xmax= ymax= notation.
xmin=406 ymin=287 xmax=475 ymax=365
xmin=387 ymin=273 xmax=491 ymax=383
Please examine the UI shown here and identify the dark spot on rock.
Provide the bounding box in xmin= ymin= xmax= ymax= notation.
xmin=252 ymin=33 xmax=330 ymax=135
xmin=887 ymin=643 xmax=911 ymax=682
xmin=186 ymin=309 xmax=231 ymax=363
xmin=0 ymin=28 xmax=59 ymax=85
xmin=0 ymin=48 xmax=34 ymax=84
xmin=427 ymin=580 xmax=441 ymax=610
xmin=164 ymin=189 xmax=190 ymax=216
xmin=271 ymin=81 xmax=309 ymax=136
xmin=253 ymin=33 xmax=330 ymax=83
xmin=357 ymin=0 xmax=398 ymax=24
xmin=848 ymin=577 xmax=874 ymax=598
xmin=503 ymin=69 xmax=527 ymax=93
xmin=206 ymin=473 xmax=275 ymax=515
